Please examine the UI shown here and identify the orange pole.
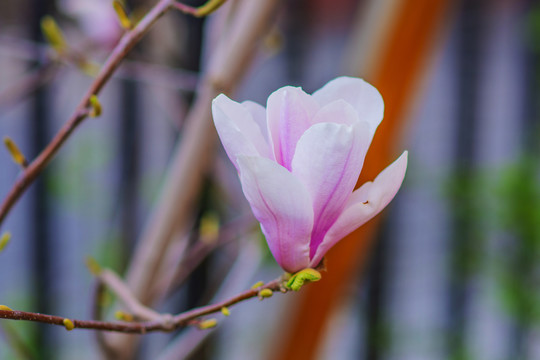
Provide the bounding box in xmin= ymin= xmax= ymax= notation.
xmin=276 ymin=1 xmax=454 ymax=359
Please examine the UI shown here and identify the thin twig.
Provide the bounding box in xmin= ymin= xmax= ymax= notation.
xmin=91 ymin=280 xmax=119 ymax=359
xmin=171 ymin=0 xmax=227 ymax=17
xmin=0 ymin=61 xmax=60 ymax=110
xmin=126 ymin=0 xmax=280 ymax=308
xmin=165 ymin=215 xmax=255 ymax=293
xmin=0 ymin=277 xmax=286 ymax=334
xmin=0 ymin=322 xmax=35 ymax=360
xmin=171 ymin=2 xmax=200 ymax=16
xmin=99 ymin=269 xmax=162 ymax=321
xmin=156 ymin=237 xmax=264 ymax=360
xmin=0 ymin=0 xmax=175 ymax=227
xmin=0 ymin=37 xmax=199 ymax=94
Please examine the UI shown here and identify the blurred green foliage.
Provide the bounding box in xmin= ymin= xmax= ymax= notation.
xmin=493 ymin=157 xmax=540 ymax=325
xmin=447 ymin=154 xmax=540 ymax=326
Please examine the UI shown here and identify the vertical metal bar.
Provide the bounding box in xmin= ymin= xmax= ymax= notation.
xmin=170 ymin=4 xmax=209 ymax=360
xmin=522 ymin=0 xmax=540 ymax=154
xmin=448 ymin=0 xmax=483 ymax=358
xmin=119 ymin=79 xmax=139 ymax=270
xmin=283 ymin=0 xmax=308 ymax=84
xmin=29 ymin=0 xmax=54 ymax=358
xmin=364 ymin=221 xmax=391 ymax=360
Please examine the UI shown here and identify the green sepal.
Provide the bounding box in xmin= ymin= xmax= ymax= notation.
xmin=286 ymin=268 xmax=322 ymax=291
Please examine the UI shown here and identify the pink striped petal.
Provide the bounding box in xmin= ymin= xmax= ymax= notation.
xmin=309 ymin=151 xmax=408 ymax=267
xmin=212 ymin=94 xmax=272 ymax=169
xmin=291 ymin=108 xmax=371 ymax=259
xmin=312 ymin=77 xmax=384 ymax=142
xmin=266 ymin=86 xmax=320 ymax=170
xmin=237 ymin=155 xmax=313 ymax=273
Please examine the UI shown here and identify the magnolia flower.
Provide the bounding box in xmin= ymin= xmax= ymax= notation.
xmin=212 ymin=77 xmax=407 ymax=273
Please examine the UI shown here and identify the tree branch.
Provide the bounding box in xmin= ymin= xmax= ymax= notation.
xmin=99 ymin=269 xmax=162 ymax=321
xmin=0 ymin=276 xmax=287 ymax=334
xmin=0 ymin=0 xmax=174 ymax=227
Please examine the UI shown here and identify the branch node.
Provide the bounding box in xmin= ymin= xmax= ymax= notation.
xmin=160 ymin=313 xmax=175 ymax=331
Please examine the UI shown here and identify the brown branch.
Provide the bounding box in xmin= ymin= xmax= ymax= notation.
xmin=0 ymin=276 xmax=286 ymax=334
xmin=0 ymin=0 xmax=175 ymax=227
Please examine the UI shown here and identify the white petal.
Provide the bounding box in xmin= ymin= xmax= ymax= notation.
xmin=242 ymin=100 xmax=269 ymax=144
xmin=312 ymin=77 xmax=384 ymax=141
xmin=212 ymin=94 xmax=272 ymax=169
xmin=266 ymin=86 xmax=320 ymax=170
xmin=309 ymin=151 xmax=408 ymax=267
xmin=237 ymin=155 xmax=313 ymax=273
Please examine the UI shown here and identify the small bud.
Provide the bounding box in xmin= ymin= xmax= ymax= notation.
xmin=41 ymin=16 xmax=67 ymax=53
xmin=89 ymin=95 xmax=102 ymax=117
xmin=85 ymin=256 xmax=102 ymax=276
xmin=63 ymin=318 xmax=75 ymax=331
xmin=195 ymin=0 xmax=226 ymax=17
xmin=78 ymin=61 xmax=101 ymax=77
xmin=251 ymin=281 xmax=264 ymax=290
xmin=3 ymin=137 xmax=27 ymax=168
xmin=0 ymin=232 xmax=11 ymax=253
xmin=220 ymin=307 xmax=230 ymax=316
xmin=115 ymin=310 xmax=134 ymax=322
xmin=113 ymin=1 xmax=133 ymax=30
xmin=258 ymin=289 xmax=273 ymax=299
xmin=286 ymin=268 xmax=322 ymax=292
xmin=263 ymin=27 xmax=283 ymax=54
xmin=0 ymin=305 xmax=13 ymax=311
xmin=199 ymin=212 xmax=220 ymax=244
xmin=198 ymin=318 xmax=217 ymax=330
xmin=98 ymin=290 xmax=112 ymax=307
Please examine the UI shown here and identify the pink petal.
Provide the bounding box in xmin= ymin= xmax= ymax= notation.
xmin=291 ymin=106 xmax=371 ymax=259
xmin=212 ymin=94 xmax=272 ymax=169
xmin=266 ymin=86 xmax=320 ymax=170
xmin=312 ymin=99 xmax=360 ymax=126
xmin=312 ymin=77 xmax=384 ymax=142
xmin=309 ymin=151 xmax=408 ymax=267
xmin=237 ymin=155 xmax=313 ymax=273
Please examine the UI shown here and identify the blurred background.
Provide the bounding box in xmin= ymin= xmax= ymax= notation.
xmin=1 ymin=0 xmax=540 ymax=359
